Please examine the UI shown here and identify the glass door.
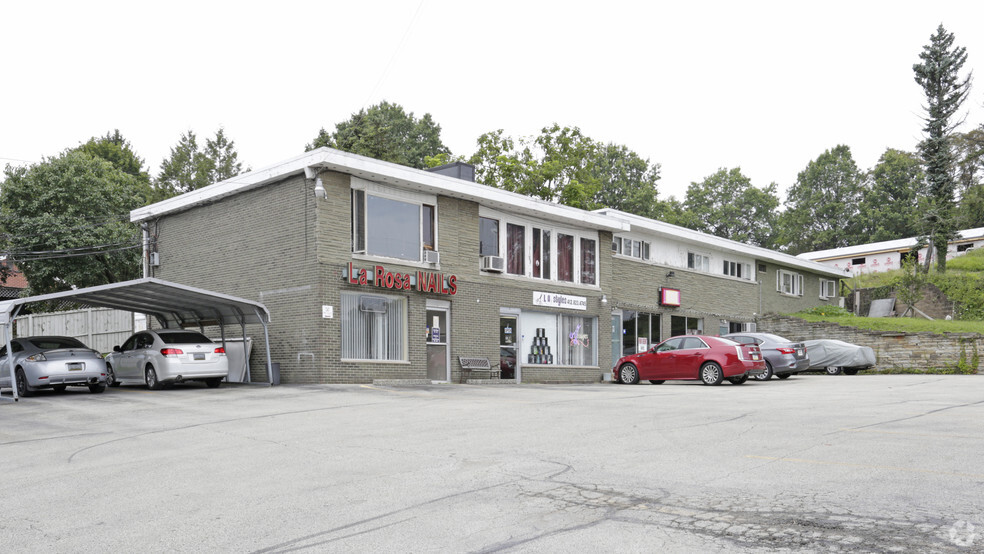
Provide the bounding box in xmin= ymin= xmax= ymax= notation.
xmin=499 ymin=315 xmax=518 ymax=380
xmin=426 ymin=307 xmax=449 ymax=381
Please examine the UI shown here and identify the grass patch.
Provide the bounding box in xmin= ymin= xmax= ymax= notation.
xmin=790 ymin=310 xmax=984 ymax=334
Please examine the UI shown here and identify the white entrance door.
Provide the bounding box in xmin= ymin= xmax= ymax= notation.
xmin=426 ymin=302 xmax=450 ymax=381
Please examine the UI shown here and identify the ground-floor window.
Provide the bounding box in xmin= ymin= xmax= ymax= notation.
xmin=621 ymin=311 xmax=661 ymax=356
xmin=670 ymin=315 xmax=703 ymax=337
xmin=341 ymin=292 xmax=407 ymax=361
xmin=721 ymin=320 xmax=756 ymax=334
xmin=520 ymin=311 xmax=597 ymax=366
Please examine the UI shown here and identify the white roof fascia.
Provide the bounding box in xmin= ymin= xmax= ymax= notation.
xmin=131 ymin=148 xmax=630 ymax=233
xmin=597 ymin=208 xmax=848 ymax=278
xmin=798 ymin=226 xmax=984 ymax=261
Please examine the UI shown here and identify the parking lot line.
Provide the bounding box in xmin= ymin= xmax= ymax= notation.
xmin=745 ymin=455 xmax=984 ymax=479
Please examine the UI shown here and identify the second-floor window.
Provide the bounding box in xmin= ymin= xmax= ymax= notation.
xmin=688 ymin=252 xmax=710 ymax=272
xmin=480 ymin=211 xmax=598 ymax=286
xmin=723 ymin=260 xmax=752 ymax=280
xmin=613 ymin=237 xmax=650 ymax=260
xmin=352 ymin=188 xmax=435 ymax=262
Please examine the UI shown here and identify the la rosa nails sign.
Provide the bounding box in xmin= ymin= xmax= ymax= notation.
xmin=345 ymin=262 xmax=458 ymax=295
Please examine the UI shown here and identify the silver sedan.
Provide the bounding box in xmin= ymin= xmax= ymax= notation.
xmin=0 ymin=336 xmax=108 ymax=396
xmin=105 ymin=329 xmax=229 ymax=390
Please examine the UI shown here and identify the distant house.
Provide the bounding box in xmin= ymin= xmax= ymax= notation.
xmin=0 ymin=263 xmax=28 ymax=299
xmin=798 ymin=227 xmax=984 ymax=275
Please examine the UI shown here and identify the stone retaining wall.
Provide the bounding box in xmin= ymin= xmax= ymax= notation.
xmin=756 ymin=315 xmax=982 ymax=373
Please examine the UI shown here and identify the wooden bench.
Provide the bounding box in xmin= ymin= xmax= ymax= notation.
xmin=458 ymin=356 xmax=501 ymax=382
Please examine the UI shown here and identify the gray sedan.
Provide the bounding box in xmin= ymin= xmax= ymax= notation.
xmin=0 ymin=336 xmax=108 ymax=396
xmin=722 ymin=332 xmax=810 ymax=380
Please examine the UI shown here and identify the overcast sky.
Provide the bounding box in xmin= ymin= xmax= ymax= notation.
xmin=3 ymin=1 xmax=984 ymax=202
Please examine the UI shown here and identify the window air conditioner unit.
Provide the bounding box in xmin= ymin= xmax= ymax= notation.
xmin=481 ymin=255 xmax=505 ymax=273
xmin=423 ymin=250 xmax=440 ymax=264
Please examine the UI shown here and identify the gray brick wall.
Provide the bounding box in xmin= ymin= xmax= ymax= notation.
xmin=149 ymin=166 xmax=847 ymax=384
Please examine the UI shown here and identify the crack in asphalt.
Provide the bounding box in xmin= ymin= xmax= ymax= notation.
xmin=64 ymin=401 xmax=390 ymax=463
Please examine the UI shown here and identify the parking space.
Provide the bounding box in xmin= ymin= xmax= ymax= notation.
xmin=1 ymin=374 xmax=982 ymax=552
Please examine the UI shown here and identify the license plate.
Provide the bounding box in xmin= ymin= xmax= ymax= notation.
xmin=796 ymin=349 xmax=804 ymax=356
xmin=67 ymin=362 xmax=84 ymax=371
xmin=193 ymin=353 xmax=206 ymax=361
xmin=753 ymin=354 xmax=760 ymax=360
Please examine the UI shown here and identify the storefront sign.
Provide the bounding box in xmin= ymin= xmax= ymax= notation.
xmin=345 ymin=263 xmax=457 ymax=295
xmin=533 ymin=291 xmax=587 ymax=311
xmin=660 ymin=287 xmax=681 ymax=307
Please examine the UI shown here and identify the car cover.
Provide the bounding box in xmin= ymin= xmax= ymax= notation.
xmin=803 ymin=339 xmax=876 ymax=369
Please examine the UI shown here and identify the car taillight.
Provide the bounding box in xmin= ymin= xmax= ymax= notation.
xmin=776 ymin=347 xmax=796 ymax=354
xmin=214 ymin=347 xmax=226 ymax=354
xmin=160 ymin=348 xmax=184 ymax=356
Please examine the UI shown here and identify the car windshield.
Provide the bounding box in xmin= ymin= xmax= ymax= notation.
xmin=158 ymin=332 xmax=214 ymax=344
xmin=27 ymin=337 xmax=88 ymax=350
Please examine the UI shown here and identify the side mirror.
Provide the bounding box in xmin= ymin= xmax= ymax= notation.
xmin=113 ymin=345 xmax=122 ymax=352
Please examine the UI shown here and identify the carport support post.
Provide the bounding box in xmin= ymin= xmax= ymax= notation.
xmin=2 ymin=306 xmax=22 ymax=402
xmin=254 ymin=307 xmax=273 ymax=385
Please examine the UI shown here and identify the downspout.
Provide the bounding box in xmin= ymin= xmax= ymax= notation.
xmin=141 ymin=223 xmax=150 ymax=278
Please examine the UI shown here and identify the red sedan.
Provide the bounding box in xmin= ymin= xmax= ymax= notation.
xmin=613 ymin=335 xmax=766 ymax=386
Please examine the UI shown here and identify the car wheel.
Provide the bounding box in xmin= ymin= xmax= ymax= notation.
xmin=619 ymin=363 xmax=640 ymax=385
xmin=106 ymin=365 xmax=120 ymax=387
xmin=728 ymin=374 xmax=748 ymax=385
xmin=776 ymin=373 xmax=791 ymax=380
xmin=52 ymin=384 xmax=67 ymax=392
xmin=754 ymin=362 xmax=773 ymax=381
xmin=843 ymin=369 xmax=859 ymax=375
xmin=145 ymin=365 xmax=164 ymax=390
xmin=700 ymin=362 xmax=723 ymax=386
xmin=205 ymin=378 xmax=222 ymax=388
xmin=648 ymin=380 xmax=665 ymax=385
xmin=88 ymin=383 xmax=106 ymax=394
xmin=825 ymin=366 xmax=843 ymax=376
xmin=15 ymin=368 xmax=34 ymax=397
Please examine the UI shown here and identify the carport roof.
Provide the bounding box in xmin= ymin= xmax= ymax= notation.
xmin=0 ymin=278 xmax=270 ymax=328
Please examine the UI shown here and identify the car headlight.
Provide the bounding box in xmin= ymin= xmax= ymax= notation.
xmin=25 ymin=353 xmax=47 ymax=362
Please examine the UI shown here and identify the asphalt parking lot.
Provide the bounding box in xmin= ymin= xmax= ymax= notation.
xmin=2 ymin=374 xmax=983 ymax=553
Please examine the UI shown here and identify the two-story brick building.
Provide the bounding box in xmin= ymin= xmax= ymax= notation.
xmin=130 ymin=148 xmax=846 ymax=384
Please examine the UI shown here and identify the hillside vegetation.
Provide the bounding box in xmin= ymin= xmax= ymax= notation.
xmin=791 ymin=248 xmax=984 ymax=334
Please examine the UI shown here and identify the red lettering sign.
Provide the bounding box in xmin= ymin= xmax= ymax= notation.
xmin=346 ymin=264 xmax=457 ymax=295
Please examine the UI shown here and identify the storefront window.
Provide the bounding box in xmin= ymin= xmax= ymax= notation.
xmin=520 ymin=311 xmax=596 ymax=367
xmin=622 ymin=311 xmax=660 ymax=355
xmin=670 ymin=315 xmax=703 ymax=337
xmin=341 ymin=292 xmax=407 ymax=361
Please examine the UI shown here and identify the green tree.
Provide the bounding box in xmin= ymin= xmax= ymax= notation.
xmin=154 ymin=128 xmax=244 ymax=200
xmin=469 ymin=124 xmax=600 ymax=208
xmin=858 ymin=149 xmax=928 ymax=242
xmin=913 ymin=24 xmax=972 ymax=272
xmin=76 ymin=129 xmax=151 ymax=183
xmin=779 ymin=145 xmax=864 ymax=254
xmin=893 ymin=257 xmax=926 ymax=317
xmin=682 ymin=167 xmax=779 ymax=247
xmin=590 ymin=143 xmax=662 ymax=218
xmin=951 ymin=129 xmax=984 ymax=228
xmin=470 ymin=125 xmax=662 ymax=215
xmin=0 ymin=151 xmax=146 ymax=294
xmin=307 ymin=101 xmax=450 ymax=169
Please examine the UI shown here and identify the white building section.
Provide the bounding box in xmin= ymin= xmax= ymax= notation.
xmin=798 ymin=227 xmax=984 ymax=275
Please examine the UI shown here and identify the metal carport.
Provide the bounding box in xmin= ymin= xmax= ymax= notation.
xmin=0 ymin=278 xmax=272 ymax=402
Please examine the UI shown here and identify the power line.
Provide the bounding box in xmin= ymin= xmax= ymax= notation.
xmin=6 ymin=244 xmax=141 ymax=263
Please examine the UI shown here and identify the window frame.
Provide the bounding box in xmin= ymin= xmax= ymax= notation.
xmin=351 ymin=179 xmax=438 ymax=263
xmin=819 ymin=278 xmax=837 ymax=299
xmin=777 ymin=269 xmax=804 ymax=296
xmin=479 ymin=210 xmax=599 ymax=286
xmin=687 ymin=252 xmax=711 ymax=272
xmin=340 ymin=291 xmax=409 ymax=362
xmin=613 ymin=236 xmax=650 ymax=261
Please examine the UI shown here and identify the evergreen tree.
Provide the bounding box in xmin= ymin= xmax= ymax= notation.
xmin=154 ymin=128 xmax=244 ymax=200
xmin=913 ymin=24 xmax=972 ymax=272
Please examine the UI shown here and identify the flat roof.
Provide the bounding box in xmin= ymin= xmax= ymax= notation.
xmin=131 ymin=148 xmax=630 ymax=234
xmin=798 ymin=227 xmax=984 ymax=261
xmin=595 ymin=208 xmax=848 ymax=278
